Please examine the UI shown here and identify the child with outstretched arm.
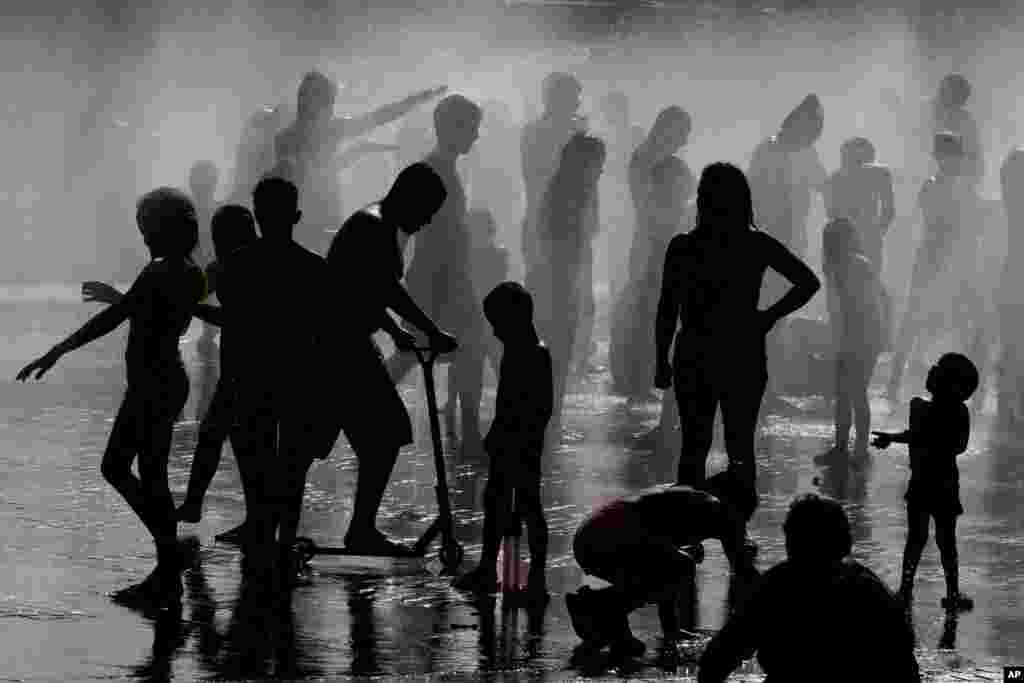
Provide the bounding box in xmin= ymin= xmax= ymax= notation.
xmin=18 ymin=188 xmax=206 ymax=608
xmin=872 ymin=352 xmax=979 ymax=611
xmin=453 ymin=282 xmax=553 ymax=600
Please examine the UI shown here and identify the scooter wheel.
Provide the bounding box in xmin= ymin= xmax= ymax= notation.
xmin=439 ymin=542 xmax=464 ymax=571
xmin=293 ymin=537 xmax=316 ymax=565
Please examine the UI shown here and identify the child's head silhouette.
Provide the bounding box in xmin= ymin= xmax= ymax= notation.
xmin=433 ymin=94 xmax=482 ymax=156
xmin=484 ymin=281 xmax=535 ymax=343
xmin=927 ymin=353 xmax=980 ymax=403
xmin=211 ymin=204 xmax=258 ymax=260
xmin=252 ymin=176 xmax=300 ymax=239
xmin=136 ymin=187 xmax=199 ymax=259
xmin=840 ymin=137 xmax=876 ymax=168
xmin=938 ymin=73 xmax=971 ymax=109
xmin=783 ymin=493 xmax=852 ymax=566
xmin=381 ymin=162 xmax=447 ymax=235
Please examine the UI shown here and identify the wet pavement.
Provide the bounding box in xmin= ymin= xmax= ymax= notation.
xmin=1 ymin=284 xmax=1022 ymax=681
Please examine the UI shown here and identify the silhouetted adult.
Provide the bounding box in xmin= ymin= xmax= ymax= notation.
xmin=274 ymin=70 xmax=445 ymax=254
xmin=320 ymin=163 xmax=456 ymax=555
xmin=386 ymin=95 xmax=486 ymax=453
xmin=529 ymin=133 xmax=606 ymax=433
xmin=611 ymin=106 xmax=694 ymax=399
xmin=521 ymin=73 xmax=587 ymax=277
xmin=655 ymin=163 xmax=820 ymax=499
xmin=698 ymin=494 xmax=920 ymax=683
xmin=748 ymin=95 xmax=827 ymax=413
xmin=216 ymin=177 xmax=331 ymax=578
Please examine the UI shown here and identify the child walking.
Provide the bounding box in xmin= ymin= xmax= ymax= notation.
xmin=872 ymin=352 xmax=979 ymax=611
xmin=18 ymin=188 xmax=206 ymax=607
xmin=816 ymin=218 xmax=890 ymax=464
xmin=454 ymin=281 xmax=553 ymax=600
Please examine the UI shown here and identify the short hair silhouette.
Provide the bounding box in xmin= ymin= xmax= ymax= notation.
xmin=783 ymin=493 xmax=852 ymax=564
xmin=651 ymin=105 xmax=692 ymax=140
xmin=938 ymin=73 xmax=971 ymax=108
xmin=211 ymin=204 xmax=258 ymax=257
xmin=297 ymin=70 xmax=336 ymax=116
xmin=695 ymin=162 xmax=754 ymax=234
xmin=933 ymin=131 xmax=965 ymax=160
xmin=840 ymin=137 xmax=876 ymax=166
xmin=484 ymin=281 xmax=534 ymax=328
xmin=433 ymin=94 xmax=482 ymax=132
xmin=136 ymin=187 xmax=199 ymax=259
xmin=382 ymin=162 xmax=447 ymax=219
xmin=252 ymin=177 xmax=299 ymax=237
xmin=935 ymin=352 xmax=980 ymax=403
xmin=541 ymin=72 xmax=581 ymax=108
xmin=822 ymin=217 xmax=864 ymax=280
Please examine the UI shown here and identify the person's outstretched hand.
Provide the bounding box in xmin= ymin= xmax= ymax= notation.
xmin=16 ymin=350 xmax=61 ymax=382
xmin=81 ymin=281 xmax=122 ymax=305
xmin=654 ymin=360 xmax=673 ymax=389
xmin=429 ymin=329 xmax=458 ymax=354
xmin=870 ymin=431 xmax=892 ymax=449
xmin=391 ymin=328 xmax=417 ymax=352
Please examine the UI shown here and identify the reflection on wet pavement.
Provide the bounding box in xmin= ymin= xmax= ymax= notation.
xmin=1 ymin=291 xmax=1021 ymax=680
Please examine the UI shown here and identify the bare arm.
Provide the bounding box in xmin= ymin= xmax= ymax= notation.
xmin=384 ymin=277 xmax=442 ymax=339
xmin=655 ymin=236 xmax=685 ymax=369
xmin=761 ymin=234 xmax=821 ymax=327
xmin=331 ymin=86 xmax=446 ymax=143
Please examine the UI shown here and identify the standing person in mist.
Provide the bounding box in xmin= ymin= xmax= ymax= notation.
xmin=655 ymin=162 xmax=820 ymax=499
xmin=611 ymin=105 xmax=694 ymax=402
xmin=931 ymin=74 xmax=984 ymax=192
xmin=386 ymin=95 xmax=488 ymax=455
xmin=748 ymin=94 xmax=827 ymax=414
xmin=997 ymin=148 xmax=1024 ymax=424
xmin=274 ymin=70 xmax=445 ymax=254
xmin=824 ymin=137 xmax=896 ymax=272
xmin=228 ymin=104 xmax=288 ymax=206
xmin=521 ymin=73 xmax=587 ymax=278
xmin=529 ymin=134 xmax=606 ymax=437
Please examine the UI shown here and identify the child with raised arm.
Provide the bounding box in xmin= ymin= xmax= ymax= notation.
xmin=18 ymin=188 xmax=206 ymax=608
xmin=872 ymin=352 xmax=979 ymax=611
xmin=454 ymin=282 xmax=552 ymax=600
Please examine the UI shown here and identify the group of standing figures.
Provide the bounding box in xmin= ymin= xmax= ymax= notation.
xmin=10 ymin=62 xmax=1024 ymax=681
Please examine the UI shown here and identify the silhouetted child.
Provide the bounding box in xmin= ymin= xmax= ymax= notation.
xmin=566 ymin=473 xmax=759 ymax=660
xmin=872 ymin=352 xmax=979 ymax=611
xmin=320 ymin=163 xmax=456 ymax=555
xmin=176 ymin=205 xmax=259 ymax=535
xmin=453 ymin=282 xmax=552 ymax=599
xmin=888 ymin=133 xmax=975 ymax=400
xmin=824 ymin=137 xmax=895 ymax=270
xmin=816 ymin=218 xmax=890 ymax=464
xmin=388 ymin=94 xmax=487 ymax=454
xmin=18 ymin=188 xmax=206 ymax=607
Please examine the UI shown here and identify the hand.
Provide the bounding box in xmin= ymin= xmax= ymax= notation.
xmin=654 ymin=360 xmax=673 ymax=390
xmin=391 ymin=328 xmax=417 ymax=352
xmin=81 ymin=281 xmax=121 ymax=305
xmin=429 ymin=329 xmax=458 ymax=354
xmin=870 ymin=431 xmax=892 ymax=449
xmin=16 ymin=350 xmax=60 ymax=382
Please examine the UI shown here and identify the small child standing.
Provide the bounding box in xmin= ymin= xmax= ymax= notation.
xmin=816 ymin=218 xmax=890 ymax=464
xmin=872 ymin=352 xmax=979 ymax=611
xmin=18 ymin=188 xmax=206 ymax=608
xmin=453 ymin=281 xmax=553 ymax=600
